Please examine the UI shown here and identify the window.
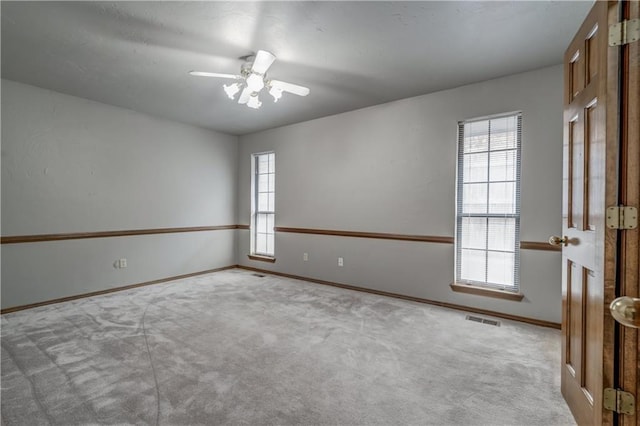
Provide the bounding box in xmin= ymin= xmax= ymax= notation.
xmin=251 ymin=152 xmax=275 ymax=257
xmin=455 ymin=113 xmax=522 ymax=292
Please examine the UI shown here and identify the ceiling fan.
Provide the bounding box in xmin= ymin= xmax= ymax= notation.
xmin=189 ymin=50 xmax=310 ymax=109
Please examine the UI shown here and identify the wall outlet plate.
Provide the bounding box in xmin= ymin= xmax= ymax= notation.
xmin=303 ymin=253 xmax=309 ymax=261
xmin=338 ymin=257 xmax=344 ymax=267
xmin=119 ymin=258 xmax=127 ymax=268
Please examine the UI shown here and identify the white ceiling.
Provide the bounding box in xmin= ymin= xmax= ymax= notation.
xmin=1 ymin=1 xmax=592 ymax=135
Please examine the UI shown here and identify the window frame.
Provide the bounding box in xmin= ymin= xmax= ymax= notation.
xmin=454 ymin=112 xmax=522 ymax=293
xmin=250 ymin=151 xmax=275 ymax=258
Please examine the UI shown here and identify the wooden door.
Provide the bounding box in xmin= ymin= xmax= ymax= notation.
xmin=561 ymin=2 xmax=620 ymax=424
xmin=618 ymin=2 xmax=640 ymax=425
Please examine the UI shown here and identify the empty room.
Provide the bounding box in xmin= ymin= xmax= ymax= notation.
xmin=2 ymin=1 xmax=639 ymax=425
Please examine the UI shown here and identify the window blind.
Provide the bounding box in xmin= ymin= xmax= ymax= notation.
xmin=253 ymin=152 xmax=275 ymax=256
xmin=455 ymin=113 xmax=522 ymax=291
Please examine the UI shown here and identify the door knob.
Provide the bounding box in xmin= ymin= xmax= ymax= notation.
xmin=610 ymin=297 xmax=640 ymax=328
xmin=548 ymin=235 xmax=569 ymax=246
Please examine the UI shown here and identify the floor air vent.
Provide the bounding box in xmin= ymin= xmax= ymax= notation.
xmin=252 ymin=273 xmax=266 ymax=278
xmin=465 ymin=315 xmax=501 ymax=327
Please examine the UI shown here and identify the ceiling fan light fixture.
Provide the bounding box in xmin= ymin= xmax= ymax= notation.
xmin=247 ymin=93 xmax=262 ymax=109
xmin=189 ymin=49 xmax=309 ymax=110
xmin=223 ymin=82 xmax=241 ymax=100
xmin=246 ymin=73 xmax=265 ymax=92
xmin=269 ymin=85 xmax=283 ymax=102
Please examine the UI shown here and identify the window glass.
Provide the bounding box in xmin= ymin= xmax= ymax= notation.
xmin=455 ymin=113 xmax=521 ymax=291
xmin=251 ymin=152 xmax=275 ymax=257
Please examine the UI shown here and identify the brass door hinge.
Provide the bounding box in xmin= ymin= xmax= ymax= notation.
xmin=606 ymin=206 xmax=638 ymax=230
xmin=609 ymin=18 xmax=640 ymax=46
xmin=604 ymin=388 xmax=635 ymax=415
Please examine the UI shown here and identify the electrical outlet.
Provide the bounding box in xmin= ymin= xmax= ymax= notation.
xmin=119 ymin=258 xmax=127 ymax=268
xmin=338 ymin=257 xmax=344 ymax=267
xmin=303 ymin=253 xmax=309 ymax=261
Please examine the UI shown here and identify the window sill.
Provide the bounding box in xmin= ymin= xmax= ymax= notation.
xmin=450 ymin=283 xmax=524 ymax=301
xmin=248 ymin=254 xmax=276 ymax=263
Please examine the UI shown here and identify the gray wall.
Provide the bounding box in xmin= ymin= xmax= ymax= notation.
xmin=237 ymin=65 xmax=564 ymax=323
xmin=1 ymin=79 xmax=238 ymax=308
xmin=2 ymin=65 xmax=564 ymax=323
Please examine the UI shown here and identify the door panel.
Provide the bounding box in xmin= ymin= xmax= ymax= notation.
xmin=562 ymin=2 xmax=620 ymax=425
xmin=586 ymin=100 xmax=598 ymax=231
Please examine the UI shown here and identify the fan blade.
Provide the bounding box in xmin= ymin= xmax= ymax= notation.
xmin=270 ymin=80 xmax=310 ymax=96
xmin=189 ymin=71 xmax=241 ymax=79
xmin=251 ymin=50 xmax=276 ymax=74
xmin=238 ymin=87 xmax=252 ymax=104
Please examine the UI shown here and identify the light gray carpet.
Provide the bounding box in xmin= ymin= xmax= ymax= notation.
xmin=1 ymin=269 xmax=575 ymax=425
